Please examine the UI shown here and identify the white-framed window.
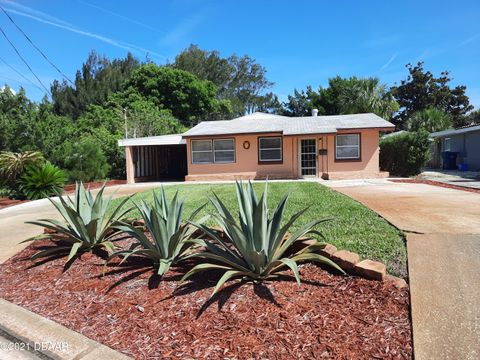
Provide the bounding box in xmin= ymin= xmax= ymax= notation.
xmin=335 ymin=134 xmax=360 ymax=160
xmin=444 ymin=137 xmax=452 ymax=151
xmin=258 ymin=137 xmax=282 ymax=162
xmin=213 ymin=139 xmax=235 ymax=163
xmin=191 ymin=139 xmax=235 ymax=164
xmin=191 ymin=140 xmax=213 ymax=164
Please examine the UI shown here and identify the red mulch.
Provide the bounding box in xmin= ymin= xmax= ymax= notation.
xmin=390 ymin=179 xmax=480 ymax=194
xmin=0 ymin=180 xmax=127 ymax=210
xmin=0 ymin=240 xmax=412 ymax=359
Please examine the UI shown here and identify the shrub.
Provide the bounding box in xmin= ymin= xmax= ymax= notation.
xmin=24 ymin=183 xmax=133 ymax=262
xmin=19 ymin=162 xmax=66 ymax=200
xmin=106 ymin=188 xmax=205 ymax=275
xmin=61 ymin=136 xmax=110 ymax=182
xmin=181 ymin=181 xmax=344 ymax=297
xmin=380 ymin=130 xmax=431 ymax=177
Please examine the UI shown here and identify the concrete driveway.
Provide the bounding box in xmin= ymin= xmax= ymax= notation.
xmin=326 ymin=179 xmax=480 ymax=360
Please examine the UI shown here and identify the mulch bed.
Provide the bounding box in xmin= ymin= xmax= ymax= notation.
xmin=390 ymin=178 xmax=480 ymax=194
xmin=0 ymin=180 xmax=127 ymax=210
xmin=0 ymin=239 xmax=412 ymax=359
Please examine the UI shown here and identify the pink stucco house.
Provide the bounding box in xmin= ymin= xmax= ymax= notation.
xmin=118 ymin=111 xmax=394 ymax=183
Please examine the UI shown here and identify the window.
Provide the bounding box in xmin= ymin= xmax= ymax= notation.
xmin=335 ymin=134 xmax=360 ymax=160
xmin=259 ymin=137 xmax=282 ymax=162
xmin=444 ymin=138 xmax=451 ymax=151
xmin=191 ymin=139 xmax=235 ymax=164
xmin=191 ymin=140 xmax=213 ymax=164
xmin=214 ymin=139 xmax=235 ymax=163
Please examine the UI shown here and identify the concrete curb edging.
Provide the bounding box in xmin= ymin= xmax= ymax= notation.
xmin=0 ymin=299 xmax=131 ymax=360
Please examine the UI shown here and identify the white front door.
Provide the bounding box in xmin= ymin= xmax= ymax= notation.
xmin=299 ymin=139 xmax=317 ymax=177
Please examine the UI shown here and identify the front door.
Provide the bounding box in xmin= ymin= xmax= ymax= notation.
xmin=300 ymin=139 xmax=317 ymax=177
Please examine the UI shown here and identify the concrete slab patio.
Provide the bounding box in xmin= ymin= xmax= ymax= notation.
xmin=326 ymin=179 xmax=480 ymax=360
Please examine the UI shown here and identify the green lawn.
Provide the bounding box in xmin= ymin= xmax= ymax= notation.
xmin=110 ymin=181 xmax=407 ymax=277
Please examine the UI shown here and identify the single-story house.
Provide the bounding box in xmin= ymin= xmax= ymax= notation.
xmin=430 ymin=124 xmax=480 ymax=171
xmin=118 ymin=111 xmax=394 ymax=183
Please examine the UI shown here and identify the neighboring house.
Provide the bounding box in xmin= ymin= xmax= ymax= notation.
xmin=430 ymin=124 xmax=480 ymax=171
xmin=118 ymin=111 xmax=394 ymax=183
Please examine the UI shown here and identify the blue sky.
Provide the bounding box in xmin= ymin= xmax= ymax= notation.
xmin=0 ymin=0 xmax=479 ymax=108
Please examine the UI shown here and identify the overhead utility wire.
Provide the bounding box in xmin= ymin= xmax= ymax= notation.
xmin=0 ymin=5 xmax=75 ymax=86
xmin=0 ymin=24 xmax=51 ymax=96
xmin=0 ymin=55 xmax=46 ymax=93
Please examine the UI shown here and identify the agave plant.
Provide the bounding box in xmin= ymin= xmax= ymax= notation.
xmin=181 ymin=181 xmax=345 ymax=297
xmin=105 ymin=187 xmax=206 ymax=276
xmin=24 ymin=182 xmax=133 ymax=262
xmin=19 ymin=161 xmax=66 ymax=200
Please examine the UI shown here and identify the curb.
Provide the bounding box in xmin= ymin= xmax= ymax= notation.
xmin=0 ymin=299 xmax=131 ymax=360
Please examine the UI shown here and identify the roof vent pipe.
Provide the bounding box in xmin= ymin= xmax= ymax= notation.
xmin=312 ymin=108 xmax=319 ymax=117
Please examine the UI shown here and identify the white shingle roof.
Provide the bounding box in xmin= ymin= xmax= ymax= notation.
xmin=183 ymin=112 xmax=394 ymax=137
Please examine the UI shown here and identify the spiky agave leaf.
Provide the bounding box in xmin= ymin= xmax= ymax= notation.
xmin=182 ymin=181 xmax=345 ymax=297
xmin=105 ymin=187 xmax=206 ymax=276
xmin=24 ymin=182 xmax=134 ymax=263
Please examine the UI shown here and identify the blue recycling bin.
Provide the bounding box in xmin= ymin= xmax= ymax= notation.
xmin=441 ymin=151 xmax=458 ymax=170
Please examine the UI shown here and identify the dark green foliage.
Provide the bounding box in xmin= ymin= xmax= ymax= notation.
xmin=406 ymin=108 xmax=452 ymax=133
xmin=19 ymin=161 xmax=66 ymax=200
xmin=126 ymin=64 xmax=231 ymax=125
xmin=61 ymin=136 xmax=110 ymax=182
xmin=282 ymin=77 xmax=398 ymax=119
xmin=173 ymin=44 xmax=274 ymax=116
xmin=390 ymin=62 xmax=473 ymax=128
xmin=380 ymin=131 xmax=431 ymax=177
xmin=51 ymin=51 xmax=140 ymax=119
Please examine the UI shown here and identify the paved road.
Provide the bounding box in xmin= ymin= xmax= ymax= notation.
xmin=327 ymin=179 xmax=480 ymax=360
xmin=0 ymin=183 xmax=161 ymax=264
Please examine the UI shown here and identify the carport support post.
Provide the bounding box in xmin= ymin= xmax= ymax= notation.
xmin=125 ymin=146 xmax=135 ymax=184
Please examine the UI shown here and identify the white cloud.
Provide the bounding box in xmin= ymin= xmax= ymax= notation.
xmin=380 ymin=52 xmax=399 ymax=71
xmin=459 ymin=33 xmax=480 ymax=47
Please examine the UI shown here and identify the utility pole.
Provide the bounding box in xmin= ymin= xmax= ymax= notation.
xmin=123 ymin=107 xmax=128 ymax=139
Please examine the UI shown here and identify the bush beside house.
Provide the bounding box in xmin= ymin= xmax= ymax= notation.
xmin=380 ymin=130 xmax=431 ymax=177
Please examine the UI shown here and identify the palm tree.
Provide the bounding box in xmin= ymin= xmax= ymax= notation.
xmin=406 ymin=108 xmax=452 ymax=133
xmin=340 ymin=78 xmax=399 ymax=119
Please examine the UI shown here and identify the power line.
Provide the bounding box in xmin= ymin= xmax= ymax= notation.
xmin=0 ymin=5 xmax=75 ymax=86
xmin=0 ymin=24 xmax=51 ymax=96
xmin=0 ymin=55 xmax=46 ymax=94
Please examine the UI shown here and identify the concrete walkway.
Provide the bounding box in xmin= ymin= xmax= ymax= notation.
xmin=326 ymin=179 xmax=480 ymax=360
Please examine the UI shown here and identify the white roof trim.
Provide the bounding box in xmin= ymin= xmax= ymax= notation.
xmin=118 ymin=134 xmax=185 ymax=147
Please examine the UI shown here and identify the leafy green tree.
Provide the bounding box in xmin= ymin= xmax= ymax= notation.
xmin=282 ymin=77 xmax=397 ymax=119
xmin=51 ymin=51 xmax=140 ymax=119
xmin=0 ymin=86 xmax=36 ymax=152
xmin=406 ymin=108 xmax=452 ymax=133
xmin=61 ymin=136 xmax=110 ymax=182
xmin=126 ymin=64 xmax=231 ymax=125
xmin=173 ymin=44 xmax=273 ymax=116
xmin=390 ymin=62 xmax=473 ymax=128
xmin=282 ymin=87 xmax=319 ymax=116
xmin=466 ymin=109 xmax=480 ymax=125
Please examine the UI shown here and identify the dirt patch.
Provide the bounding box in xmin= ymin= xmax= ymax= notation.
xmin=390 ymin=179 xmax=480 ymax=194
xmin=0 ymin=180 xmax=127 ymax=210
xmin=0 ymin=240 xmax=412 ymax=359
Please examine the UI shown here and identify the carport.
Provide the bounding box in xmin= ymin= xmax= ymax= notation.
xmin=118 ymin=134 xmax=187 ymax=183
